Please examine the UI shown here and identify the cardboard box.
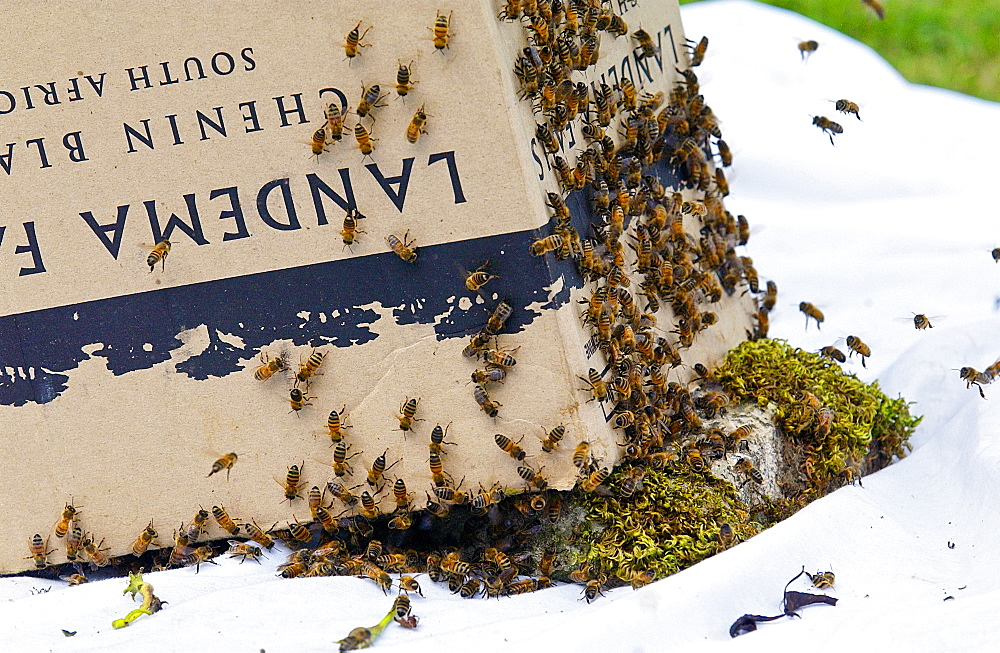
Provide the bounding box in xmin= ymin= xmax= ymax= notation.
xmin=0 ymin=0 xmax=756 ymax=573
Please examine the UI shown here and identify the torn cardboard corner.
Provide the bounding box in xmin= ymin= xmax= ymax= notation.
xmin=0 ymin=0 xmax=758 ymax=574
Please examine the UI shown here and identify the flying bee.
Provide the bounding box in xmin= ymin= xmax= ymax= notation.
xmin=395 ymin=59 xmax=417 ymax=98
xmin=405 ymin=104 xmax=430 ymax=143
xmin=761 ymin=280 xmax=777 ymax=312
xmin=735 ymin=457 xmax=763 ymax=486
xmin=834 ymin=99 xmax=862 ymax=120
xmin=495 ymin=433 xmax=526 ymax=461
xmin=580 ymin=467 xmax=610 ymax=492
xmin=429 ymin=423 xmax=456 ymax=455
xmin=354 ymin=122 xmax=377 ymax=159
xmin=992 ymin=247 xmax=1000 ymax=263
xmin=244 ymin=519 xmax=275 ymax=550
xmin=686 ymin=35 xmax=708 ymax=66
xmin=288 ymin=386 xmax=313 ymax=413
xmin=253 ymin=352 xmax=286 ymax=381
xmin=276 ymin=463 xmax=304 ymax=504
xmin=344 ymin=20 xmax=372 ymax=62
xmin=208 ymin=452 xmax=238 ymax=480
xmin=474 ymin=384 xmax=501 ymax=418
xmin=540 ymin=424 xmax=565 ymax=453
xmin=324 ymin=102 xmax=346 ymax=141
xmin=296 ymin=348 xmax=326 ymax=384
xmin=341 ymin=209 xmax=366 ymax=251
xmin=799 ymin=301 xmax=825 ymax=330
xmin=845 ymin=335 xmax=871 ymax=368
xmin=211 ymin=505 xmax=240 ymax=536
xmin=820 ymin=345 xmax=847 ymax=363
xmin=431 ymin=10 xmax=453 ymax=51
xmin=798 ymin=40 xmax=818 ymax=61
xmin=912 ymin=314 xmax=933 ymax=330
xmin=130 ymin=520 xmax=157 ymax=556
xmin=147 ymin=240 xmax=171 ymax=272
xmin=530 ymin=234 xmax=563 ymax=256
xmin=55 ymin=500 xmax=80 ymax=538
xmin=66 ymin=525 xmax=83 ymax=562
xmin=578 ymin=368 xmax=608 ymax=403
xmin=465 ymin=260 xmax=499 ymax=292
xmin=397 ymin=396 xmax=422 ymax=432
xmin=632 ymin=28 xmax=658 ymax=60
xmin=386 ymin=231 xmax=418 ymax=263
xmin=862 ymin=0 xmax=885 ymax=20
xmin=227 ymin=540 xmax=264 ymax=564
xmin=483 ymin=347 xmax=518 ymax=368
xmin=812 ymin=116 xmax=843 ymax=145
xmin=367 ymin=449 xmax=399 ymax=488
xmin=26 ymin=534 xmax=53 ymax=569
xmin=309 ymin=127 xmax=328 ymax=160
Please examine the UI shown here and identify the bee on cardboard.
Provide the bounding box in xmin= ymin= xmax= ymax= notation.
xmin=326 ymin=406 xmax=350 ymax=444
xmin=54 ymin=499 xmax=80 ymax=539
xmin=253 ymin=352 xmax=286 ymax=381
xmin=309 ymin=127 xmax=328 ymax=160
xmin=386 ymin=231 xmax=418 ymax=263
xmin=147 ymin=240 xmax=171 ymax=272
xmin=296 ymin=348 xmax=326 ymax=384
xmin=431 ymin=10 xmax=453 ymax=51
xmin=397 ymin=396 xmax=422 ymax=432
xmin=26 ymin=534 xmax=54 ymax=569
xmin=344 ymin=21 xmax=372 ymax=63
xmin=208 ymin=452 xmax=238 ymax=480
xmin=278 ymin=463 xmax=304 ymax=504
xmin=354 ymin=122 xmax=377 ymax=159
xmin=288 ymin=386 xmax=313 ymax=413
xmin=405 ymin=104 xmax=430 ymax=144
xmin=341 ymin=208 xmax=366 ymax=251
xmin=475 ymin=384 xmax=501 ymax=418
xmin=357 ymin=84 xmax=388 ymax=121
xmin=324 ymin=102 xmax=346 ymax=141
xmin=212 ymin=505 xmax=240 ymax=536
xmin=465 ymin=261 xmax=500 ymax=293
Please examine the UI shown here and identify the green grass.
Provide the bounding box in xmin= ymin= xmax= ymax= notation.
xmin=680 ymin=0 xmax=1000 ymax=102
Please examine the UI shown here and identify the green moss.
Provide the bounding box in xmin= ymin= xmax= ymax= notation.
xmin=717 ymin=339 xmax=919 ymax=497
xmin=573 ymin=467 xmax=761 ymax=583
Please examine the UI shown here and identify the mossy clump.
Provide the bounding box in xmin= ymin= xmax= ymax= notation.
xmin=572 ymin=466 xmax=762 ymax=583
xmin=717 ymin=339 xmax=920 ymax=499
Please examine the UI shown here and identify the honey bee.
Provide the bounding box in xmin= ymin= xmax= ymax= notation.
xmin=631 ymin=28 xmax=658 ymax=60
xmin=474 ymin=383 xmax=501 ymax=418
xmin=55 ymin=500 xmax=79 ymax=538
xmin=181 ymin=545 xmax=219 ymax=573
xmin=428 ymin=449 xmax=447 ymax=487
xmin=727 ymin=425 xmax=753 ymax=453
xmin=431 ymin=10 xmax=453 ymax=51
xmin=66 ymin=525 xmax=83 ymax=561
xmin=530 ymin=234 xmax=564 ymax=256
xmin=618 ymin=467 xmax=645 ymax=499
xmin=244 ymin=519 xmax=275 ymax=550
xmin=862 ymin=0 xmax=885 ymax=20
xmin=405 ymin=104 xmax=430 ymax=144
xmin=504 ymin=578 xmax=539 ymax=596
xmin=367 ymin=449 xmax=398 ymax=488
xmin=354 ymin=122 xmax=377 ymax=159
xmin=288 ymin=386 xmax=313 ymax=413
xmin=459 ymin=578 xmax=481 ymax=599
xmin=806 ymin=569 xmax=836 ymax=589
xmin=211 ymin=505 xmax=240 ymax=536
xmin=392 ymin=478 xmax=412 ymax=511
xmin=686 ymin=35 xmax=708 ymax=66
xmin=208 ymin=452 xmax=238 ymax=480
xmin=483 ymin=347 xmax=518 ymax=368
xmin=187 ymin=507 xmax=209 ymax=541
xmin=495 ymin=433 xmax=526 ymax=461
xmin=812 ymin=116 xmax=843 ymax=145
xmin=819 ymin=345 xmax=847 ymax=363
xmin=735 ymin=457 xmax=763 ymax=485
xmin=582 ymin=578 xmax=604 ymax=603
xmin=718 ymin=523 xmax=735 ymax=548
xmin=463 ymin=331 xmax=492 ymax=358
xmin=324 ymin=102 xmax=346 ymax=141
xmin=992 ymin=247 xmax=1000 ymax=263
xmin=399 ymin=575 xmax=423 ymax=596
xmin=326 ymin=406 xmax=350 ymax=444
xmin=471 ymin=366 xmax=507 ymax=386
xmin=279 ymin=463 xmax=304 ymax=503
xmin=798 ymin=40 xmax=818 ymax=61
xmin=327 ymin=479 xmax=359 ymax=508
xmin=716 ymin=139 xmax=733 ymax=167
xmin=834 ymin=99 xmax=862 ymax=121
xmin=499 ymin=0 xmax=521 ymax=21
xmin=341 ymin=209 xmax=366 ymax=251
xmin=26 ymin=534 xmax=53 ymax=569
xmin=912 ymin=314 xmax=933 ymax=330
xmin=82 ymin=532 xmax=110 ymax=567
xmin=799 ymin=301 xmax=824 ymax=330
xmin=578 ymin=368 xmax=608 ymax=403
xmin=60 ymin=573 xmax=89 ymax=586
xmin=572 ymin=441 xmax=590 ymax=470
xmin=147 ymin=240 xmax=171 ymax=272
xmin=425 ymin=492 xmax=452 ymax=517
xmin=308 ymin=485 xmax=323 ymax=519
xmin=429 ymin=423 xmax=456 ymax=455
xmin=388 ymin=512 xmax=413 ymax=530
xmin=313 ymin=505 xmax=339 ymax=533
xmin=985 ymin=359 xmax=1000 ymax=382
xmin=392 ymin=593 xmax=412 ymax=621
xmin=386 ymin=230 xmax=418 ymax=263
xmin=760 ymin=280 xmax=777 ymax=313
xmin=253 ymin=352 xmax=286 ymax=381
xmin=845 ymin=335 xmax=871 ymax=368
xmin=286 ymin=516 xmax=312 ymax=543
xmin=464 ymin=260 xmax=499 ymax=292
xmin=517 ymin=465 xmax=548 ymax=491
xmin=344 ymin=20 xmax=372 ymax=62
xmin=397 ymin=396 xmax=422 ymax=432
xmin=685 ymin=446 xmax=706 ymax=473
xmin=580 ymin=467 xmax=610 ymax=492
xmin=540 ymin=424 xmax=565 ymax=453
xmin=227 ymin=540 xmax=264 ymax=564
xmin=396 ymin=60 xmax=417 ymax=98
xmin=309 ymin=127 xmax=328 ymax=160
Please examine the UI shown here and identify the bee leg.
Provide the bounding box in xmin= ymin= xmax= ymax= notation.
xmin=978 ymin=385 xmax=985 ymax=399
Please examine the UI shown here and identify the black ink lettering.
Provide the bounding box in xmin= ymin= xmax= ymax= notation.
xmin=15 ymin=222 xmax=45 ymax=276
xmin=307 ymin=170 xmax=355 ymax=226
xmin=0 ymin=225 xmax=5 ymax=247
xmin=530 ymin=138 xmax=544 ymax=180
xmin=158 ymin=61 xmax=180 ymax=86
xmin=660 ymin=25 xmax=679 ymax=68
xmin=605 ymin=65 xmax=619 ymax=86
xmin=211 ymin=187 xmax=250 ymax=241
xmin=620 ymin=57 xmax=635 ymax=87
xmin=196 ymin=107 xmax=227 ymax=141
xmin=25 ymin=138 xmax=51 ymax=168
xmin=124 ymin=120 xmax=154 ymax=153
xmin=257 ymin=178 xmax=300 ymax=230
xmin=36 ymin=82 xmax=59 ymax=106
xmin=427 ymin=151 xmax=467 ymax=204
xmin=63 ymin=132 xmax=88 ymax=162
xmin=127 ymin=66 xmax=152 ymax=91
xmin=0 ymin=90 xmax=14 ymax=114
xmin=145 ymin=195 xmax=209 ymax=244
xmin=633 ymin=49 xmax=653 ymax=84
xmin=366 ymin=158 xmax=414 ymax=212
xmin=0 ymin=143 xmax=14 ymax=175
xmin=239 ymin=101 xmax=262 ymax=133
xmin=273 ymin=94 xmax=307 ymax=127
xmin=86 ymin=73 xmax=106 ymax=97
xmin=66 ymin=78 xmax=83 ymax=102
xmin=212 ymin=52 xmax=236 ymax=75
xmin=318 ymin=87 xmax=349 ymax=114
xmin=79 ymin=205 xmax=130 ymax=258
xmin=20 ymin=87 xmax=35 ymax=110
xmin=165 ymin=114 xmax=184 ymax=145
xmin=183 ymin=57 xmax=207 ymax=81
xmin=241 ymin=47 xmax=256 ymax=71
